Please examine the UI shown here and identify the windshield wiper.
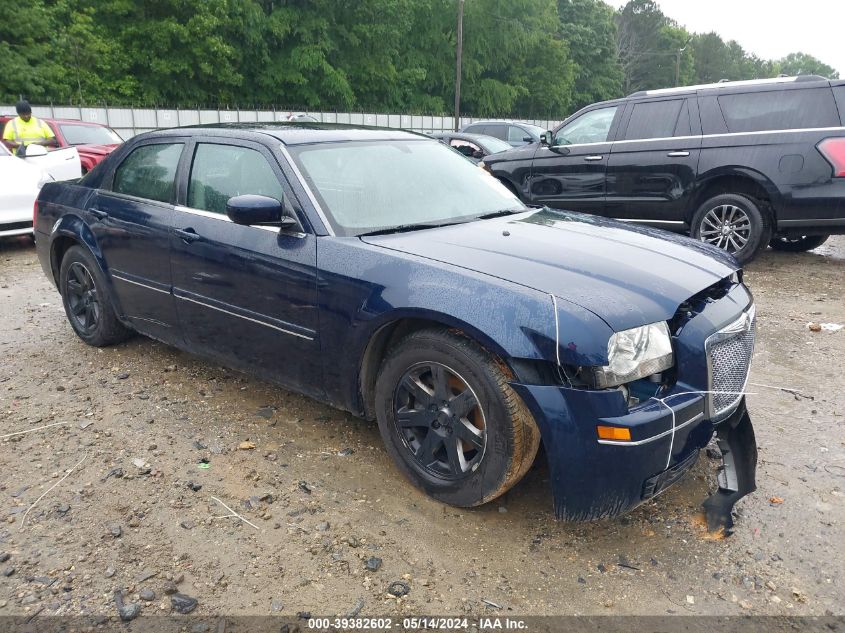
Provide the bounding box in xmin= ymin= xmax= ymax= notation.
xmin=357 ymin=221 xmax=464 ymax=237
xmin=475 ymin=208 xmax=524 ymax=220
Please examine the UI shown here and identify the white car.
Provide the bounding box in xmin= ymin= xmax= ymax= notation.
xmin=0 ymin=143 xmax=82 ymax=238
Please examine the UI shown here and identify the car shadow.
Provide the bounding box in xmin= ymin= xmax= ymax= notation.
xmin=0 ymin=235 xmax=36 ymax=253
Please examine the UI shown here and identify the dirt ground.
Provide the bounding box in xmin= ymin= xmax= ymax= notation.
xmin=0 ymin=235 xmax=843 ymax=621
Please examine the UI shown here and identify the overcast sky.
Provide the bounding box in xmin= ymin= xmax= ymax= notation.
xmin=605 ymin=0 xmax=845 ymax=76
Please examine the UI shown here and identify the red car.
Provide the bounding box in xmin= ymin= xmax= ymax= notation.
xmin=0 ymin=116 xmax=122 ymax=173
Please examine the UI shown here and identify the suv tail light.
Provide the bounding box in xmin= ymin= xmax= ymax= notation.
xmin=817 ymin=137 xmax=845 ymax=177
xmin=33 ymin=199 xmax=38 ymax=229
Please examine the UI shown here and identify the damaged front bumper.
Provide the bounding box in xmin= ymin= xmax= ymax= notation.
xmin=509 ymin=382 xmax=756 ymax=526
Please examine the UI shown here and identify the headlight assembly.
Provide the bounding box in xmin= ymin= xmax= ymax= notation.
xmin=589 ymin=321 xmax=674 ymax=388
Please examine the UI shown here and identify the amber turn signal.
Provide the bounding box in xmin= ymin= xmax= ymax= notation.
xmin=597 ymin=425 xmax=632 ymax=441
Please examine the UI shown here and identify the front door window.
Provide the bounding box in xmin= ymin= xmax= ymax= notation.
xmin=554 ymin=107 xmax=619 ymax=146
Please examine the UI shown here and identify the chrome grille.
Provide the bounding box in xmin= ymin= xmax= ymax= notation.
xmin=705 ymin=305 xmax=756 ymax=421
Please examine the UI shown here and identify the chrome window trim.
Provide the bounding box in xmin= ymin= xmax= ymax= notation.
xmin=174 ymin=293 xmax=314 ymax=341
xmin=705 ymin=303 xmax=756 ymax=422
xmin=278 ymin=144 xmax=336 ymax=237
xmin=174 ymin=205 xmax=231 ymax=222
xmin=597 ymin=412 xmax=704 ymax=446
xmin=173 ymin=204 xmax=305 ymax=236
xmin=544 ymin=126 xmax=845 ymax=152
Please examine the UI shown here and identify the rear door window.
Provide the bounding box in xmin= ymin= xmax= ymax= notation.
xmin=623 ymin=99 xmax=684 ymax=140
xmin=674 ymin=100 xmax=692 ymax=136
xmin=112 ymin=143 xmax=183 ymax=203
xmin=829 ymin=85 xmax=845 ymax=125
xmin=717 ymin=88 xmax=839 ymax=132
xmin=188 ymin=143 xmax=284 ymax=215
xmin=483 ymin=125 xmax=507 ymax=140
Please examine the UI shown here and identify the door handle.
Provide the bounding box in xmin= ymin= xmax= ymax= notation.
xmin=583 ymin=155 xmax=603 ymax=161
xmin=89 ymin=207 xmax=108 ymax=220
xmin=173 ymin=227 xmax=202 ymax=244
xmin=667 ymin=151 xmax=690 ymax=157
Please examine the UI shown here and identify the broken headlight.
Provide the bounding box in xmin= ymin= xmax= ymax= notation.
xmin=589 ymin=321 xmax=674 ymax=388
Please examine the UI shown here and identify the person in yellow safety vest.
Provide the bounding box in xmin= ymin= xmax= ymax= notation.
xmin=2 ymin=100 xmax=57 ymax=156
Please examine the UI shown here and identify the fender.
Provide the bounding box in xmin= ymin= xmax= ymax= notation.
xmin=315 ymin=236 xmax=615 ymax=415
xmin=48 ymin=213 xmax=126 ymax=319
xmin=688 ymin=166 xmax=783 ymax=221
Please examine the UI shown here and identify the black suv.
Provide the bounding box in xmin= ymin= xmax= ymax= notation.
xmin=483 ymin=76 xmax=845 ymax=262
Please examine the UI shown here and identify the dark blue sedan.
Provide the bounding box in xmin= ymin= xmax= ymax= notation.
xmin=34 ymin=124 xmax=758 ymax=528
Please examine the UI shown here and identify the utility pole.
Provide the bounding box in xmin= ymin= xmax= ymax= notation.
xmin=454 ymin=0 xmax=464 ymax=132
xmin=675 ymin=36 xmax=693 ymax=87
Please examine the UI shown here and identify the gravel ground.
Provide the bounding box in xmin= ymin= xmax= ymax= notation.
xmin=0 ymin=236 xmax=842 ymax=620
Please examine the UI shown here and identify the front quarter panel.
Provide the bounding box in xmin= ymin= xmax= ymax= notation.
xmin=316 ymin=237 xmax=614 ymax=414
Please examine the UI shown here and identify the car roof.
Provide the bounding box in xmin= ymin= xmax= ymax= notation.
xmin=0 ymin=115 xmax=110 ymax=127
xmin=431 ymin=132 xmax=496 ymax=141
xmin=627 ymin=75 xmax=829 ymax=98
xmin=464 ymin=120 xmax=541 ymax=127
xmin=138 ymin=122 xmax=430 ymax=146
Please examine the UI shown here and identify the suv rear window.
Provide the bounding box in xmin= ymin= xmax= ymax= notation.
xmin=624 ymin=99 xmax=684 ymax=140
xmin=717 ymin=88 xmax=839 ymax=133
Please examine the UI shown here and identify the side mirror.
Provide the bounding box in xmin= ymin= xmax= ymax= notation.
xmin=22 ymin=144 xmax=48 ymax=157
xmin=226 ymin=195 xmax=297 ymax=229
xmin=522 ymin=135 xmax=533 ymax=143
xmin=539 ymin=131 xmax=554 ymax=146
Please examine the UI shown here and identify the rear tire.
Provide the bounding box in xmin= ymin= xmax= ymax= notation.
xmin=375 ymin=329 xmax=540 ymax=508
xmin=769 ymin=234 xmax=829 ymax=252
xmin=690 ymin=193 xmax=771 ymax=264
xmin=59 ymin=245 xmax=130 ymax=347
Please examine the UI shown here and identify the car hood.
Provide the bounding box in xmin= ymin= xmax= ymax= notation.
xmin=0 ymin=155 xmax=43 ymax=187
xmin=76 ymin=143 xmax=119 ymax=156
xmin=361 ymin=209 xmax=739 ymax=332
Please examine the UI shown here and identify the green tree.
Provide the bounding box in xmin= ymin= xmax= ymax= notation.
xmin=691 ymin=33 xmax=777 ymax=84
xmin=776 ymin=52 xmax=839 ymax=79
xmin=614 ymin=0 xmax=692 ymax=93
xmin=558 ymin=0 xmax=623 ymax=110
xmin=461 ymin=0 xmax=575 ymax=117
xmin=0 ymin=0 xmax=68 ymax=103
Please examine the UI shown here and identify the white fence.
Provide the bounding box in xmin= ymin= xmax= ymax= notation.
xmin=1 ymin=104 xmax=563 ymax=140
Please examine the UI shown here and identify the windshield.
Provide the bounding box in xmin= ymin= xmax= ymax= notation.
xmin=289 ymin=140 xmax=526 ymax=237
xmin=59 ymin=124 xmax=122 ymax=146
xmin=479 ymin=136 xmax=513 ymax=153
xmin=522 ymin=124 xmax=545 ymax=139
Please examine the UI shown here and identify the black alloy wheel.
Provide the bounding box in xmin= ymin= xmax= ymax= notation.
xmin=375 ymin=328 xmax=540 ymax=508
xmin=393 ymin=362 xmax=486 ymax=480
xmin=65 ymin=261 xmax=101 ymax=336
xmin=59 ymin=245 xmax=131 ymax=346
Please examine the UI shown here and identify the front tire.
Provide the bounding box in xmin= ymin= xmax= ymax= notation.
xmin=769 ymin=234 xmax=829 ymax=252
xmin=375 ymin=329 xmax=540 ymax=508
xmin=690 ymin=193 xmax=771 ymax=264
xmin=59 ymin=245 xmax=130 ymax=346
